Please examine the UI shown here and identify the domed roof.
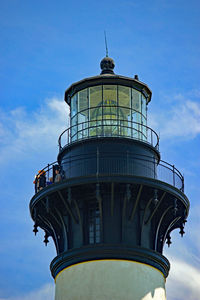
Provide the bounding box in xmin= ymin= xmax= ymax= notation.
xmin=100 ymin=56 xmax=115 ymax=74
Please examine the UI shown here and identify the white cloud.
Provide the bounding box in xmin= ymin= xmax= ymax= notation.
xmin=165 ymin=204 xmax=200 ymax=300
xmin=0 ymin=98 xmax=69 ymax=164
xmin=167 ymin=257 xmax=200 ymax=300
xmin=149 ymin=98 xmax=200 ymax=140
xmin=0 ymin=283 xmax=54 ymax=300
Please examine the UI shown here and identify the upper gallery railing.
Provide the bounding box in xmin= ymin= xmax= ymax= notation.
xmin=58 ymin=119 xmax=159 ymax=151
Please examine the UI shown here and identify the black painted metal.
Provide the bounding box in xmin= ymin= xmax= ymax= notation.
xmin=58 ymin=138 xmax=159 ymax=182
xmin=30 ymin=174 xmax=189 ymax=278
xmin=33 ymin=139 xmax=184 ymax=192
xmin=50 ymin=245 xmax=170 ymax=279
xmin=64 ymin=74 xmax=152 ymax=105
xmin=29 ymin=60 xmax=190 ymax=281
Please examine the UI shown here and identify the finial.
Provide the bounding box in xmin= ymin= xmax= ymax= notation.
xmin=33 ymin=223 xmax=38 ymax=236
xmin=179 ymin=224 xmax=185 ymax=237
xmin=43 ymin=231 xmax=49 ymax=246
xmin=104 ymin=31 xmax=108 ymax=57
xmin=100 ymin=31 xmax=115 ymax=74
xmin=100 ymin=56 xmax=115 ymax=75
xmin=166 ymin=234 xmax=172 ymax=247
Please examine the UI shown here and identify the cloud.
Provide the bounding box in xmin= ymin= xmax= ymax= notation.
xmin=149 ymin=96 xmax=200 ymax=140
xmin=0 ymin=283 xmax=54 ymax=300
xmin=0 ymin=97 xmax=69 ymax=165
xmin=165 ymin=204 xmax=200 ymax=300
xmin=167 ymin=257 xmax=200 ymax=300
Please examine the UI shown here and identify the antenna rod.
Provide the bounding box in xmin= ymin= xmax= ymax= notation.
xmin=104 ymin=31 xmax=108 ymax=57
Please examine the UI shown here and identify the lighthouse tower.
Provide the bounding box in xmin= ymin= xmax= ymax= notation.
xmin=30 ymin=57 xmax=189 ymax=300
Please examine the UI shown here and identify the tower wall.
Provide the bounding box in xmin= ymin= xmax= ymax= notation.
xmin=55 ymin=260 xmax=166 ymax=300
xmin=58 ymin=138 xmax=160 ymax=180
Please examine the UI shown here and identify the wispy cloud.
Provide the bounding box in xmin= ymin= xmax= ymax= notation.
xmin=0 ymin=283 xmax=54 ymax=300
xmin=149 ymin=95 xmax=200 ymax=140
xmin=167 ymin=257 xmax=200 ymax=300
xmin=165 ymin=205 xmax=200 ymax=300
xmin=0 ymin=98 xmax=69 ymax=164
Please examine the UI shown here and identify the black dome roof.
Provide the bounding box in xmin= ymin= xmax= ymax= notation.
xmin=100 ymin=57 xmax=115 ymax=74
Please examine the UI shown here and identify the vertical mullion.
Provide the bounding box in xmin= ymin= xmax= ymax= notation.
xmin=102 ymin=85 xmax=104 ymax=136
xmin=131 ymin=88 xmax=133 ymax=138
xmin=117 ymin=85 xmax=119 ymax=136
xmin=88 ymin=88 xmax=90 ymax=138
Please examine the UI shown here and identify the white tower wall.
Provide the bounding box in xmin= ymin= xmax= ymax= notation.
xmin=55 ymin=260 xmax=166 ymax=300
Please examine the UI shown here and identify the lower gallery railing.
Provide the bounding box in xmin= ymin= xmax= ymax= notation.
xmin=33 ymin=153 xmax=184 ymax=194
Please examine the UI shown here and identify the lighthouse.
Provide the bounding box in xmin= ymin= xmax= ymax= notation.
xmin=30 ymin=56 xmax=189 ymax=300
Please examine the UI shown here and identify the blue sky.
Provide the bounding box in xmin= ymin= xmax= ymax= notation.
xmin=0 ymin=0 xmax=200 ymax=299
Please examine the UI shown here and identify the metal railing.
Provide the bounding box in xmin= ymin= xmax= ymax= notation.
xmin=33 ymin=153 xmax=184 ymax=193
xmin=58 ymin=119 xmax=159 ymax=151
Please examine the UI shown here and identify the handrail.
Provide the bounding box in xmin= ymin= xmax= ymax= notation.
xmin=58 ymin=119 xmax=159 ymax=151
xmin=35 ymin=161 xmax=57 ymax=181
xmin=33 ymin=153 xmax=184 ymax=193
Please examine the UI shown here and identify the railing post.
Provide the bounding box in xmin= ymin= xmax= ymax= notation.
xmin=127 ymin=150 xmax=129 ymax=175
xmin=47 ymin=164 xmax=50 ymax=181
xmin=96 ymin=147 xmax=99 ymax=176
xmin=173 ymin=165 xmax=175 ymax=186
xmin=151 ymin=130 xmax=153 ymax=146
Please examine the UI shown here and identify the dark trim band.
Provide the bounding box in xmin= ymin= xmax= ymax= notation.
xmin=50 ymin=244 xmax=170 ymax=279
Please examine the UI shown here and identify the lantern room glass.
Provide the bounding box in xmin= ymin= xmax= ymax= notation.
xmin=70 ymin=85 xmax=147 ymax=142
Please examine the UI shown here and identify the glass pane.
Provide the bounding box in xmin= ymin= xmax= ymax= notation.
xmin=118 ymin=107 xmax=131 ymax=121
xmin=142 ymin=116 xmax=147 ymax=127
xmin=89 ymin=108 xmax=102 ymax=137
xmin=103 ymin=85 xmax=117 ymax=106
xmin=71 ymin=94 xmax=78 ymax=118
xmin=132 ymin=89 xmax=141 ymax=114
xmin=141 ymin=94 xmax=147 ymax=118
xmin=131 ymin=111 xmax=141 ymax=139
xmin=118 ymin=86 xmax=131 ymax=108
xmin=89 ymin=86 xmax=102 ymax=108
xmin=102 ymin=119 xmax=118 ymax=136
xmin=100 ymin=86 xmax=117 ymax=136
xmin=103 ymin=105 xmax=117 ymax=120
xmin=77 ymin=89 xmax=88 ymax=139
xmin=77 ymin=116 xmax=88 ymax=139
xmin=71 ymin=115 xmax=77 ymax=141
xmin=90 ymin=106 xmax=102 ymax=121
xmin=78 ymin=89 xmax=88 ymax=113
xmin=141 ymin=117 xmax=147 ymax=141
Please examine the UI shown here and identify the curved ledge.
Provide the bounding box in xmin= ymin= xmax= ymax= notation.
xmin=30 ymin=174 xmax=189 ymax=217
xmin=50 ymin=245 xmax=170 ymax=279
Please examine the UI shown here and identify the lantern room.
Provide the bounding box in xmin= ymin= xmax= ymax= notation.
xmin=64 ymin=57 xmax=152 ymax=145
